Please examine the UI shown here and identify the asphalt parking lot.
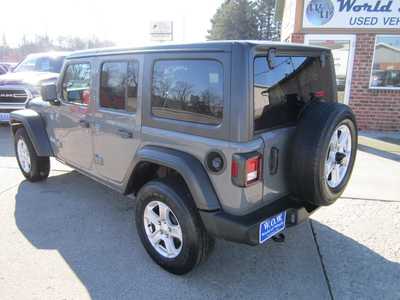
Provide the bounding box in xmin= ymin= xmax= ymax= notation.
xmin=0 ymin=125 xmax=399 ymax=300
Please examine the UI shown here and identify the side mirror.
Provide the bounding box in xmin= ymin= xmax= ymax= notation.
xmin=41 ymin=84 xmax=58 ymax=103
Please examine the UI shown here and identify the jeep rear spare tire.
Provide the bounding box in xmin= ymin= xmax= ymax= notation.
xmin=290 ymin=102 xmax=357 ymax=206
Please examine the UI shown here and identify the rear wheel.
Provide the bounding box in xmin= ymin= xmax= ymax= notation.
xmin=135 ymin=179 xmax=214 ymax=274
xmin=14 ymin=127 xmax=50 ymax=182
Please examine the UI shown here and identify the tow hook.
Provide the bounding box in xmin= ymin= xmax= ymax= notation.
xmin=272 ymin=233 xmax=285 ymax=243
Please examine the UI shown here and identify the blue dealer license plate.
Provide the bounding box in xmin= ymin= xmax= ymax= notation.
xmin=0 ymin=113 xmax=10 ymax=122
xmin=259 ymin=211 xmax=286 ymax=244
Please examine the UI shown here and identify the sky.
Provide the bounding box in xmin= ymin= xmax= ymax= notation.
xmin=0 ymin=0 xmax=224 ymax=47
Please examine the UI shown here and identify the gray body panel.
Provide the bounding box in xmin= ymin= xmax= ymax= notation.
xmin=128 ymin=145 xmax=220 ymax=211
xmin=137 ymin=126 xmax=264 ymax=215
xmin=21 ymin=41 xmax=333 ymax=216
xmin=259 ymin=127 xmax=296 ymax=204
xmin=90 ymin=55 xmax=143 ymax=184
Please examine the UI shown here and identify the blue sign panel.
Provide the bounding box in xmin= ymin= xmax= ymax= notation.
xmin=259 ymin=211 xmax=286 ymax=244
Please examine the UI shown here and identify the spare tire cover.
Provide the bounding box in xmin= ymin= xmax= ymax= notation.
xmin=290 ymin=101 xmax=357 ymax=206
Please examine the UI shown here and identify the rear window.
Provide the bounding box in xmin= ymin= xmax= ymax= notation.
xmin=151 ymin=60 xmax=224 ymax=125
xmin=100 ymin=61 xmax=139 ymax=112
xmin=253 ymin=54 xmax=334 ymax=132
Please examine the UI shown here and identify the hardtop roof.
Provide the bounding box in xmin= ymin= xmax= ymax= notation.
xmin=67 ymin=40 xmax=328 ymax=59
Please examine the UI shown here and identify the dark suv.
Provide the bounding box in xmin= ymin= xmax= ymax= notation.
xmin=0 ymin=52 xmax=69 ymax=123
xmin=9 ymin=41 xmax=357 ymax=274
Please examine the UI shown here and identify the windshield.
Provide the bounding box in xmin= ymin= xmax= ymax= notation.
xmin=13 ymin=56 xmax=65 ymax=73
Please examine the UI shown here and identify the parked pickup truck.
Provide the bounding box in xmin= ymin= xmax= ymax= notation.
xmin=9 ymin=41 xmax=357 ymax=274
xmin=0 ymin=52 xmax=69 ymax=123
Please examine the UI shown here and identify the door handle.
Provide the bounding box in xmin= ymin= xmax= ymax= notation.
xmin=79 ymin=119 xmax=90 ymax=128
xmin=117 ymin=129 xmax=133 ymax=139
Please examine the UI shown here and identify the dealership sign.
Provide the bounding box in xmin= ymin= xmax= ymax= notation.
xmin=303 ymin=0 xmax=400 ymax=28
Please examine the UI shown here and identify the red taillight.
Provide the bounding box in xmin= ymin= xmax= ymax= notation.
xmin=231 ymin=159 xmax=239 ymax=177
xmin=231 ymin=153 xmax=262 ymax=187
xmin=246 ymin=156 xmax=261 ymax=183
xmin=314 ymin=90 xmax=326 ymax=97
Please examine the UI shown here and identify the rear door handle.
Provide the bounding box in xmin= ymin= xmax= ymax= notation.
xmin=79 ymin=119 xmax=90 ymax=128
xmin=117 ymin=129 xmax=133 ymax=139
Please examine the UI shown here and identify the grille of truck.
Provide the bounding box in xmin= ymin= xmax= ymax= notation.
xmin=0 ymin=89 xmax=28 ymax=103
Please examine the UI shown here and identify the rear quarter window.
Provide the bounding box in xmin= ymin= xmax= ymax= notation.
xmin=151 ymin=60 xmax=224 ymax=125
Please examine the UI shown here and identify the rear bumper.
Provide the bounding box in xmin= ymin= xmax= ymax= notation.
xmin=200 ymin=197 xmax=318 ymax=245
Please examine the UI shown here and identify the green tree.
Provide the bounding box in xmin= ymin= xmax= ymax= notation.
xmin=254 ymin=0 xmax=281 ymax=41
xmin=207 ymin=0 xmax=281 ymax=41
xmin=207 ymin=0 xmax=259 ymax=40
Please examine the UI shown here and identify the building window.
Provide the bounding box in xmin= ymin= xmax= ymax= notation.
xmin=151 ymin=60 xmax=223 ymax=125
xmin=62 ymin=63 xmax=91 ymax=105
xmin=370 ymin=35 xmax=400 ymax=89
xmin=100 ymin=61 xmax=139 ymax=112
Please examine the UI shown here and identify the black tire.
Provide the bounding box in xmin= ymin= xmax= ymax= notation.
xmin=135 ymin=178 xmax=214 ymax=275
xmin=14 ymin=127 xmax=50 ymax=182
xmin=290 ymin=101 xmax=357 ymax=206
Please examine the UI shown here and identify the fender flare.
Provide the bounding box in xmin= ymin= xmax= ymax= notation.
xmin=125 ymin=145 xmax=221 ymax=211
xmin=9 ymin=109 xmax=53 ymax=157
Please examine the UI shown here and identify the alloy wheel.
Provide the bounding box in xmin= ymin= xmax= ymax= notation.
xmin=143 ymin=201 xmax=183 ymax=258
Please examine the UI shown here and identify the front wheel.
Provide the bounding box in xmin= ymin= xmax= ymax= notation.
xmin=135 ymin=179 xmax=214 ymax=275
xmin=14 ymin=127 xmax=50 ymax=182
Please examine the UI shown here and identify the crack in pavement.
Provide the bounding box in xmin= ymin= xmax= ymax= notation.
xmin=0 ymin=183 xmax=19 ymax=197
xmin=309 ymin=219 xmax=334 ymax=300
xmin=341 ymin=196 xmax=399 ymax=203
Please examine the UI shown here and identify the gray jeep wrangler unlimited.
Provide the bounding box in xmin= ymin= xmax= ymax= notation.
xmin=10 ymin=41 xmax=357 ymax=274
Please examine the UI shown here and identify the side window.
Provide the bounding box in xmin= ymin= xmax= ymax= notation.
xmin=62 ymin=63 xmax=91 ymax=105
xmin=100 ymin=61 xmax=139 ymax=112
xmin=151 ymin=60 xmax=223 ymax=125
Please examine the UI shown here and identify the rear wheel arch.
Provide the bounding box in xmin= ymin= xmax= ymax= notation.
xmin=124 ymin=146 xmax=221 ymax=211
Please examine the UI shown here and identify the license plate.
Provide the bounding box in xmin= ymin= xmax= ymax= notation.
xmin=259 ymin=211 xmax=286 ymax=244
xmin=0 ymin=113 xmax=10 ymax=122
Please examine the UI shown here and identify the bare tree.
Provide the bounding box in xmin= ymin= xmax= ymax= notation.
xmin=0 ymin=34 xmax=115 ymax=62
xmin=172 ymin=81 xmax=193 ymax=110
